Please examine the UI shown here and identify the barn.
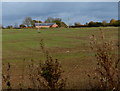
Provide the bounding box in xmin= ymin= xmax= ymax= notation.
xmin=35 ymin=23 xmax=58 ymax=28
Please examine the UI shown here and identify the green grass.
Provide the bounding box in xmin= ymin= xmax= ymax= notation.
xmin=3 ymin=27 xmax=118 ymax=62
xmin=2 ymin=27 xmax=118 ymax=89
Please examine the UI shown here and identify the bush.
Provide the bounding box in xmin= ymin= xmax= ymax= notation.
xmin=37 ymin=39 xmax=66 ymax=89
xmin=3 ymin=39 xmax=66 ymax=90
xmin=88 ymin=30 xmax=120 ymax=90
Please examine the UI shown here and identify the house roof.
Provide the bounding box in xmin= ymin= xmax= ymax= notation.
xmin=35 ymin=23 xmax=56 ymax=26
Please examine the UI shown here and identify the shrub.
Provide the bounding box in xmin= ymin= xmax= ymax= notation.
xmin=36 ymin=39 xmax=66 ymax=89
xmin=88 ymin=30 xmax=120 ymax=90
xmin=3 ymin=39 xmax=66 ymax=90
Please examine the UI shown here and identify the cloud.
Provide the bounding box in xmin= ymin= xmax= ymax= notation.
xmin=2 ymin=0 xmax=119 ymax=2
xmin=2 ymin=2 xmax=118 ymax=26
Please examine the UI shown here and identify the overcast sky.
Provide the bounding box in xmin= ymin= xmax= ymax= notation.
xmin=2 ymin=2 xmax=118 ymax=26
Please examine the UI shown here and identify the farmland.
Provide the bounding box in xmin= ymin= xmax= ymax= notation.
xmin=2 ymin=27 xmax=118 ymax=89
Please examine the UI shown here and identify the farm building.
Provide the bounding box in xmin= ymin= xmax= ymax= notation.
xmin=35 ymin=23 xmax=58 ymax=28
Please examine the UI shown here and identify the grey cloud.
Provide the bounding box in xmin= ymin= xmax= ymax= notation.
xmin=2 ymin=2 xmax=118 ymax=26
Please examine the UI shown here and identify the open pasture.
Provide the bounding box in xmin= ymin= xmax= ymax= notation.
xmin=2 ymin=27 xmax=118 ymax=89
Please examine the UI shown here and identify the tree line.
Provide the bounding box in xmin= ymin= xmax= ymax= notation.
xmin=1 ymin=17 xmax=120 ymax=29
xmin=1 ymin=17 xmax=68 ymax=29
xmin=72 ymin=19 xmax=120 ymax=28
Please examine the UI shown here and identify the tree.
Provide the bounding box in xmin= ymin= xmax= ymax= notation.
xmin=88 ymin=21 xmax=102 ymax=27
xmin=60 ymin=22 xmax=68 ymax=28
xmin=53 ymin=18 xmax=62 ymax=23
xmin=74 ymin=22 xmax=81 ymax=26
xmin=116 ymin=20 xmax=120 ymax=26
xmin=44 ymin=17 xmax=54 ymax=23
xmin=45 ymin=17 xmax=61 ymax=23
xmin=110 ymin=19 xmax=116 ymax=24
xmin=31 ymin=20 xmax=42 ymax=27
xmin=53 ymin=18 xmax=62 ymax=27
xmin=111 ymin=20 xmax=120 ymax=26
xmin=88 ymin=21 xmax=95 ymax=27
xmin=44 ymin=17 xmax=67 ymax=28
xmin=6 ymin=25 xmax=13 ymax=29
xmin=102 ymin=20 xmax=107 ymax=27
xmin=19 ymin=24 xmax=26 ymax=28
xmin=23 ymin=17 xmax=32 ymax=27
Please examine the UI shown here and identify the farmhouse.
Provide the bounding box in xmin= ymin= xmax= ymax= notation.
xmin=35 ymin=23 xmax=58 ymax=28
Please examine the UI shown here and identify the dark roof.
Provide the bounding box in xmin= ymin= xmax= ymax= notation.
xmin=35 ymin=23 xmax=56 ymax=26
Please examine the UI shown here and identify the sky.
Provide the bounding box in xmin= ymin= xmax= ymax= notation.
xmin=1 ymin=2 xmax=118 ymax=26
xmin=1 ymin=0 xmax=120 ymax=2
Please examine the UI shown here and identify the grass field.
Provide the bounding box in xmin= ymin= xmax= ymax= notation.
xmin=2 ymin=27 xmax=118 ymax=89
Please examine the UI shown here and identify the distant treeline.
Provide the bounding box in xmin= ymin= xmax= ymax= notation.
xmin=71 ymin=19 xmax=120 ymax=28
xmin=1 ymin=17 xmax=68 ymax=29
xmin=1 ymin=17 xmax=120 ymax=29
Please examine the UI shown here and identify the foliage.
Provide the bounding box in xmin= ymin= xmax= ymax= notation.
xmin=45 ymin=17 xmax=61 ymax=23
xmin=19 ymin=24 xmax=26 ymax=28
xmin=44 ymin=17 xmax=67 ymax=28
xmin=73 ymin=19 xmax=120 ymax=27
xmin=110 ymin=19 xmax=116 ymax=24
xmin=109 ymin=20 xmax=120 ymax=26
xmin=3 ymin=17 xmax=120 ymax=28
xmin=60 ymin=22 xmax=68 ymax=28
xmin=6 ymin=26 xmax=13 ymax=29
xmin=74 ymin=22 xmax=81 ymax=26
xmin=102 ymin=20 xmax=107 ymax=27
xmin=88 ymin=21 xmax=102 ymax=27
xmin=31 ymin=20 xmax=42 ymax=27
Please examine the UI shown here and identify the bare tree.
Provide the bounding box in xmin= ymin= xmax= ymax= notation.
xmin=102 ymin=20 xmax=107 ymax=27
xmin=23 ymin=17 xmax=32 ymax=27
